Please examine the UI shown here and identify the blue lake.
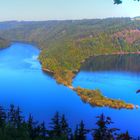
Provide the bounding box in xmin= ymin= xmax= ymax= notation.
xmin=0 ymin=43 xmax=140 ymax=139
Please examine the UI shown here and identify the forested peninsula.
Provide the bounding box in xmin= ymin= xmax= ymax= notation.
xmin=0 ymin=18 xmax=140 ymax=109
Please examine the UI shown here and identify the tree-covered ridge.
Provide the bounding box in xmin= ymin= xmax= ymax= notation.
xmin=0 ymin=18 xmax=137 ymax=46
xmin=113 ymin=29 xmax=140 ymax=47
xmin=0 ymin=105 xmax=135 ymax=140
xmin=0 ymin=18 xmax=140 ymax=108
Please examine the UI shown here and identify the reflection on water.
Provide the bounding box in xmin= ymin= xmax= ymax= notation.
xmin=81 ymin=54 xmax=140 ymax=73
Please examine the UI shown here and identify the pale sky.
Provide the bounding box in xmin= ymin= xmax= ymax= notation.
xmin=0 ymin=0 xmax=140 ymax=21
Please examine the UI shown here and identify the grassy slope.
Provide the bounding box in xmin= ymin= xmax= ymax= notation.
xmin=0 ymin=18 xmax=140 ymax=109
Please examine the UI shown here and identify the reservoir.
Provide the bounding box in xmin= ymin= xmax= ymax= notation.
xmin=0 ymin=43 xmax=140 ymax=138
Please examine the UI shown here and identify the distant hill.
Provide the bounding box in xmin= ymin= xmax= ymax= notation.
xmin=131 ymin=16 xmax=140 ymax=21
xmin=0 ymin=18 xmax=137 ymax=47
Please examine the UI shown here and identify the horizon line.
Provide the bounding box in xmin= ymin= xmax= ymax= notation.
xmin=0 ymin=16 xmax=138 ymax=22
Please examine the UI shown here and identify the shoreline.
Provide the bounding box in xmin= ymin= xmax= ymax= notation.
xmin=41 ymin=51 xmax=140 ymax=109
xmin=42 ymin=67 xmax=54 ymax=74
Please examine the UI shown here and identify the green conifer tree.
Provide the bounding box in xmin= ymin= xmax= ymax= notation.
xmin=60 ymin=114 xmax=71 ymax=139
xmin=93 ymin=114 xmax=119 ymax=140
xmin=78 ymin=121 xmax=88 ymax=140
xmin=49 ymin=112 xmax=61 ymax=138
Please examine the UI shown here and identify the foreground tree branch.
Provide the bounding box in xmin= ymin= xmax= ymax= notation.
xmin=114 ymin=0 xmax=139 ymax=4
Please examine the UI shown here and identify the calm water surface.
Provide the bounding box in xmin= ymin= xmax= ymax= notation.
xmin=1 ymin=43 xmax=140 ymax=139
